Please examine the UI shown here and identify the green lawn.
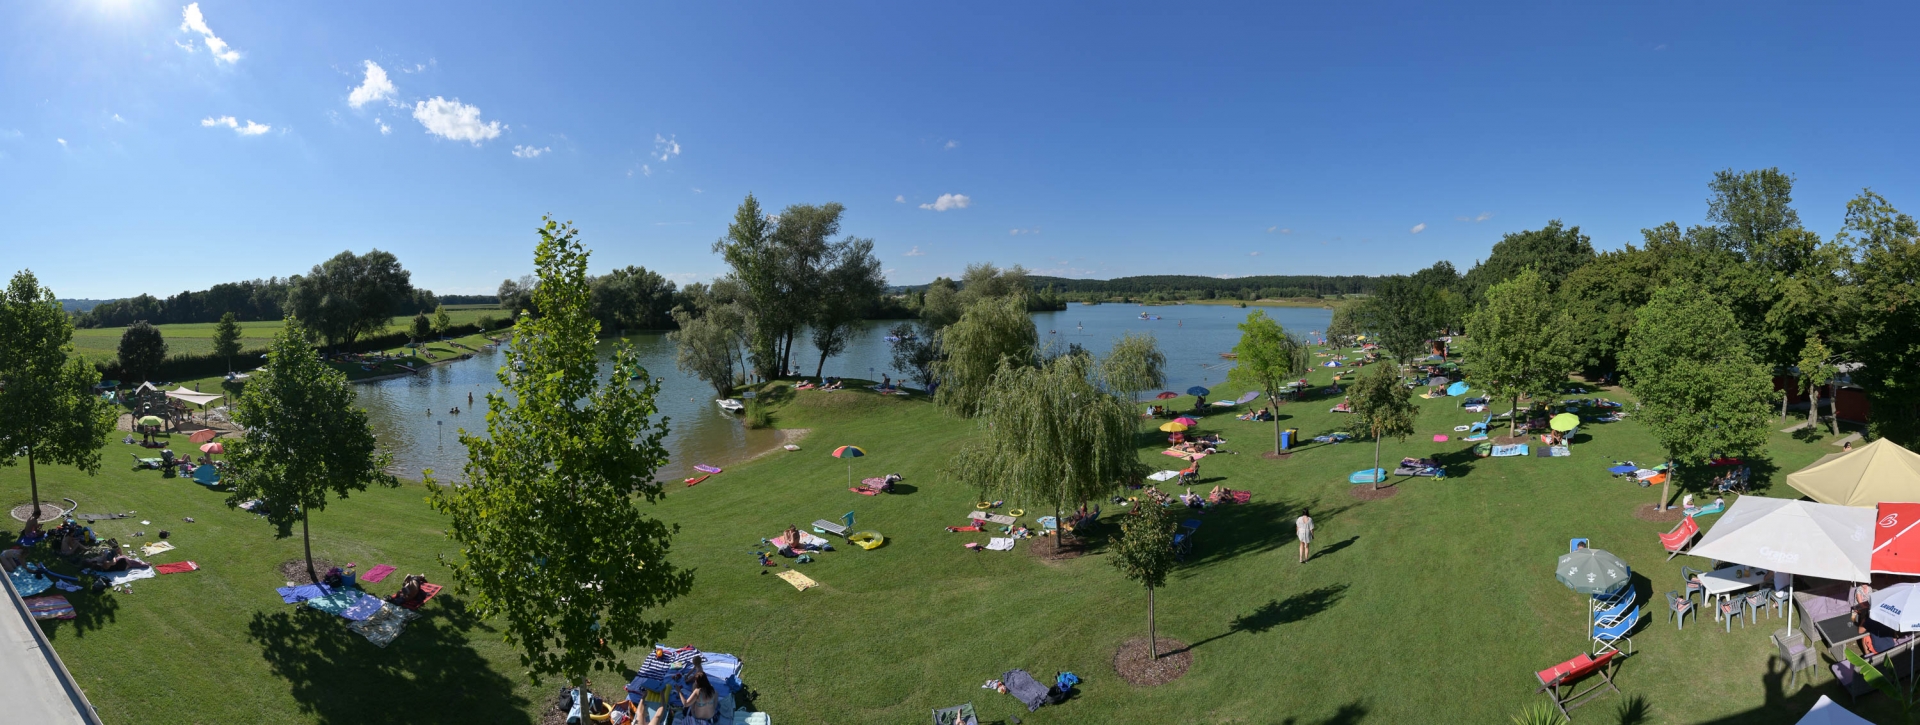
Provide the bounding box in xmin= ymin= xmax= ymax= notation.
xmin=70 ymin=308 xmax=503 ymax=360
xmin=1 ymin=347 xmax=1896 ymax=723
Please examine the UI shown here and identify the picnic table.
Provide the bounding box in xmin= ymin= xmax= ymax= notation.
xmin=1698 ymin=568 xmax=1766 ymax=621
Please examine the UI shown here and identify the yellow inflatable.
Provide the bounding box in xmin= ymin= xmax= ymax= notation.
xmin=849 ymin=531 xmax=885 ymax=550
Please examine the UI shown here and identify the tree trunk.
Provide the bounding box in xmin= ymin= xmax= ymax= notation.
xmin=1055 ymin=504 xmax=1063 ymax=552
xmin=1272 ymin=398 xmax=1282 ymax=455
xmin=1829 ymin=382 xmax=1842 ymax=437
xmin=1658 ymin=460 xmax=1672 ymax=512
xmin=1371 ymin=435 xmax=1382 ymax=491
xmin=26 ymin=442 xmax=40 ymax=520
xmin=1781 ymin=384 xmax=1790 ymax=421
xmin=301 ymin=508 xmax=318 ymax=585
xmin=1148 ymin=585 xmax=1158 ymax=660
xmin=1510 ymin=394 xmax=1521 ymax=437
xmin=1808 ymin=386 xmax=1820 ymax=436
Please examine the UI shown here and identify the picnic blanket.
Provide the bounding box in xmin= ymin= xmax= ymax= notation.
xmin=933 ymin=703 xmax=979 ymax=725
xmin=306 ymin=589 xmax=364 ymax=617
xmin=1491 ymin=444 xmax=1529 ymax=457
xmin=23 ymin=595 xmax=75 ymax=620
xmin=1607 ymin=464 xmax=1638 ymax=476
xmin=775 ymin=569 xmax=817 ymax=591
xmin=276 ymin=583 xmax=332 ymax=604
xmin=8 ymin=570 xmax=52 ymax=597
xmin=90 ymin=567 xmax=156 ymax=587
xmin=987 ymin=537 xmax=1016 ymax=551
xmin=341 ymin=593 xmax=385 ymax=621
xmin=969 ymin=511 xmax=1017 ymax=526
xmin=140 ymin=541 xmax=175 ymax=557
xmin=1147 ymin=470 xmax=1181 ymax=482
xmin=344 ymin=602 xmax=420 ymax=648
xmin=1001 ymin=669 xmax=1052 ymax=712
xmin=772 ymin=532 xmax=829 ymax=549
xmin=153 ymin=561 xmax=198 ymax=575
xmin=360 ymin=564 xmax=396 ymax=583
xmin=1549 ymin=445 xmax=1571 ymax=457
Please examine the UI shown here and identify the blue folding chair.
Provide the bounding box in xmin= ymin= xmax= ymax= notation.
xmin=1569 ymin=538 xmax=1590 ymax=553
xmin=1593 ymin=607 xmax=1641 ymax=655
xmin=1173 ymin=519 xmax=1201 ymax=561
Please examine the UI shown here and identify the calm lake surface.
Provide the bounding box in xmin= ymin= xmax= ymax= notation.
xmin=357 ymin=302 xmax=1333 ymax=482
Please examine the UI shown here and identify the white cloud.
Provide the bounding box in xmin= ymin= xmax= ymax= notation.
xmin=691 ymin=188 xmax=703 ymax=194
xmin=1266 ymin=226 xmax=1293 ymax=234
xmin=511 ymin=145 xmax=550 ymax=159
xmin=918 ymin=193 xmax=970 ymax=211
xmin=944 ymin=139 xmax=959 ymax=150
xmin=1249 ymin=251 xmax=1262 ymax=256
xmin=894 ymin=195 xmax=905 ymax=203
xmin=1009 ymin=228 xmax=1039 ymax=236
xmin=348 ymin=61 xmax=397 ymax=108
xmin=904 ymin=246 xmax=926 ymax=256
xmin=640 ymin=164 xmax=652 ymax=177
xmin=1410 ymin=222 xmax=1427 ymax=234
xmin=412 ymin=97 xmax=503 ymax=144
xmin=375 ymin=118 xmax=391 ymax=135
xmin=56 ymin=138 xmax=67 ymax=147
xmin=0 ymin=129 xmax=22 ymax=139
xmin=201 ymin=116 xmax=270 ymax=135
xmin=111 ymin=114 xmax=125 ymax=123
xmin=1455 ymin=212 xmax=1494 ymax=223
xmin=179 ymin=3 xmax=241 ymax=64
xmin=654 ymin=133 xmax=680 ymax=161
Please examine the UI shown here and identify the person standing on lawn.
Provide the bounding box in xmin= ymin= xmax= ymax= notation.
xmin=1295 ymin=508 xmax=1314 ymax=563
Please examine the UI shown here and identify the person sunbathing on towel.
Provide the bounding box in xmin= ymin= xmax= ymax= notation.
xmin=86 ymin=539 xmax=149 ymax=572
xmin=389 ymin=574 xmax=431 ymax=609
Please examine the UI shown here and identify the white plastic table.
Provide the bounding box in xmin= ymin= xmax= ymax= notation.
xmin=1699 ymin=568 xmax=1768 ymax=620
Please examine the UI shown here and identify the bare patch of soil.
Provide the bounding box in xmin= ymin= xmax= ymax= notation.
xmin=1348 ymin=485 xmax=1400 ymax=501
xmin=1493 ymin=435 xmax=1530 ymax=446
xmin=1027 ymin=536 xmax=1089 ymax=562
xmin=1113 ymin=637 xmax=1192 ymax=687
xmin=1634 ymin=504 xmax=1686 ymax=523
xmin=278 ymin=558 xmax=337 ymax=585
xmin=10 ymin=501 xmax=71 ymax=524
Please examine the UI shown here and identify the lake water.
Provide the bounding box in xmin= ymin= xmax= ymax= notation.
xmin=357 ymin=302 xmax=1333 ymax=482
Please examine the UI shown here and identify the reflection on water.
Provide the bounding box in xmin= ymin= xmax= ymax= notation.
xmin=355 ymin=303 xmax=1332 ymax=482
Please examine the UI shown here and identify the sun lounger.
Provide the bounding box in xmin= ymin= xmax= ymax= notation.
xmin=1659 ymin=516 xmax=1699 ymax=561
xmin=812 ymin=519 xmax=849 ymax=537
xmin=1533 ymin=650 xmax=1622 ymax=720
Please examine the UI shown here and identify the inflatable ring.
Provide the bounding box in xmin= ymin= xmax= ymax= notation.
xmin=587 ymin=701 xmax=613 ymax=722
xmin=1008 ymin=509 xmax=1024 ymax=517
xmin=849 ymin=531 xmax=885 ymax=550
xmin=1127 ymin=496 xmax=1139 ymax=502
xmin=977 ymin=502 xmax=992 ymax=509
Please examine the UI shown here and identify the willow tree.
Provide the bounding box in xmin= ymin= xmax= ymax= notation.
xmin=933 ymin=295 xmax=1038 ymax=417
xmin=948 ymin=354 xmax=1143 ymax=550
xmin=428 ymin=217 xmax=693 ymax=695
xmin=1101 ymin=332 xmax=1166 ymax=406
xmin=225 ymin=316 xmax=396 ymax=584
xmin=0 ymin=271 xmax=116 ymax=520
xmin=1464 ymin=268 xmax=1576 ymax=436
xmin=1227 ymin=310 xmax=1309 ymax=455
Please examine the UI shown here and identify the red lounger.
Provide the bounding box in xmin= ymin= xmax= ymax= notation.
xmin=1534 ymin=650 xmax=1621 ymax=719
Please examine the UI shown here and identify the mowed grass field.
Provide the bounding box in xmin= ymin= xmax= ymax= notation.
xmin=69 ymin=305 xmax=501 ymax=360
xmin=0 ymin=346 xmax=1896 ymax=724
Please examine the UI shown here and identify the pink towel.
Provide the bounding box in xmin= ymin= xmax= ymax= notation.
xmin=361 ymin=564 xmax=396 ymax=583
xmin=154 ymin=561 xmax=199 ymax=575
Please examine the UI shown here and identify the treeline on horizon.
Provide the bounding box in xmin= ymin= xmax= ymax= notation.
xmin=1026 ymin=274 xmax=1381 ymax=301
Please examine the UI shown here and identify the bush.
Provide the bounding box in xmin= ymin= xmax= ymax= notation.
xmin=477 ymin=314 xmax=497 ymax=331
xmin=744 ymin=406 xmax=773 ymax=429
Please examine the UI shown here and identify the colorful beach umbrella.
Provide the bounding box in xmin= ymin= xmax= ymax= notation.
xmin=1173 ymin=416 xmax=1199 ymax=426
xmin=1551 ymin=413 xmax=1580 ymax=432
xmin=1159 ymin=421 xmax=1190 ymax=433
xmin=200 ymin=442 xmax=224 ymax=454
xmin=1186 ymin=386 xmax=1210 ymax=397
xmin=1155 ymin=391 xmax=1179 ymax=400
xmin=1446 ymin=381 xmax=1470 ymax=396
xmin=189 ymin=429 xmax=219 ymax=444
xmin=1235 ymin=391 xmax=1260 ymax=404
xmin=138 ymin=415 xmax=164 ymax=427
xmin=833 ymin=445 xmax=866 ymax=487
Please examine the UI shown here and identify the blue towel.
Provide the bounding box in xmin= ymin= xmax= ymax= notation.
xmin=341 ymin=593 xmax=385 ymax=621
xmin=306 ymin=589 xmax=363 ymax=616
xmin=9 ymin=570 xmax=52 ymax=597
xmin=276 ymin=583 xmax=331 ymax=604
xmin=1607 ymin=464 xmax=1637 ymax=475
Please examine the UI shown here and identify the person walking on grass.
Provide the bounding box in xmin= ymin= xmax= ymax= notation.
xmin=1295 ymin=508 xmax=1314 ymax=564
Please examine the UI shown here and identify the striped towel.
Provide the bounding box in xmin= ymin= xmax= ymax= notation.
xmin=635 ymin=647 xmax=705 ymax=681
xmin=24 ymin=595 xmax=75 ymax=620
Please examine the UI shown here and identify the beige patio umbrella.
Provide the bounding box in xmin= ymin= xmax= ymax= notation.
xmin=1786 ymin=438 xmax=1920 ymax=507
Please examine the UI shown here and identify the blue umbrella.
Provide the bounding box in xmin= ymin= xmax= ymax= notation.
xmin=1447 ymin=381 xmax=1469 ymax=396
xmin=1235 ymin=391 xmax=1260 ymax=404
xmin=1186 ymin=386 xmax=1210 ymax=396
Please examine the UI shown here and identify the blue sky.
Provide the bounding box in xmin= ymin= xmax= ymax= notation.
xmin=5 ymin=1 xmax=1919 ymax=299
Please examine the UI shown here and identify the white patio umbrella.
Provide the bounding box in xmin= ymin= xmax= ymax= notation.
xmin=1689 ymin=495 xmax=1876 ymax=632
xmin=1870 ymin=583 xmax=1920 ymax=693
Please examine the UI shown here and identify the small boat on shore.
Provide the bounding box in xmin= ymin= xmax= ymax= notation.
xmin=716 ymin=399 xmax=745 ymax=413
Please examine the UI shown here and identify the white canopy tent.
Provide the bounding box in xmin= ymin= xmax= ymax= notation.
xmin=164 ymin=387 xmax=223 ymax=407
xmin=1688 ymin=496 xmax=1876 ymax=631
xmin=1795 ymin=695 xmax=1874 ymax=725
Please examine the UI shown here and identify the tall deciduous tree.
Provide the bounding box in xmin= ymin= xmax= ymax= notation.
xmin=224 ymin=316 xmax=396 ymax=583
xmin=118 ymin=321 xmax=167 ymax=382
xmin=1110 ymin=500 xmax=1177 ymax=660
xmin=1798 ymin=335 xmax=1840 ymax=437
xmin=1226 ymin=311 xmax=1308 ymax=455
xmin=410 ymin=312 xmax=433 ymax=343
xmin=1348 ymin=362 xmax=1418 ymax=491
xmin=1465 ymin=268 xmax=1577 ymax=436
xmin=1461 ymin=220 xmax=1595 ymax=303
xmin=1101 ymin=332 xmax=1166 ymax=405
xmin=809 ymin=238 xmax=887 ymax=378
xmin=429 ymin=216 xmax=692 ymax=691
xmin=933 ymin=295 xmax=1038 ymax=417
xmin=888 ymin=323 xmax=941 ymax=390
xmin=948 ymin=354 xmax=1143 ymax=550
xmin=1622 ymin=284 xmax=1774 ymax=510
xmin=432 ymin=305 xmax=452 ymax=337
xmin=1835 ymin=190 xmax=1920 ymax=445
xmin=212 ymin=311 xmax=244 ymax=374
xmin=669 ymin=301 xmax=747 ymax=397
xmin=1360 ymin=276 xmax=1442 ymax=367
xmin=0 ymin=271 xmax=116 ymax=519
xmin=591 ymin=265 xmax=678 ymax=332
xmin=286 ymin=249 xmax=416 ymax=349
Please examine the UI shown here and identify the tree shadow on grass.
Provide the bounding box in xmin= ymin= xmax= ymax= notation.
xmin=36 ymin=586 xmax=120 ymax=641
xmin=1614 ymin=695 xmax=1653 ymax=725
xmin=1280 ymin=700 xmax=1369 ymax=724
xmin=1175 ymin=584 xmax=1350 ymax=654
xmin=246 ymin=596 xmax=529 ymax=725
xmin=1176 ymin=499 xmax=1356 ymax=574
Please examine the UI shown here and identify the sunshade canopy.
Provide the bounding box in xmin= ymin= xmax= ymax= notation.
xmin=165 ymin=387 xmax=223 ymax=407
xmin=1555 ymin=548 xmax=1630 ymax=595
xmin=1155 ymin=392 xmax=1179 ymax=400
xmin=1874 ymin=502 xmax=1920 ymax=574
xmin=136 ymin=415 xmax=164 ymax=426
xmin=188 ymin=429 xmax=218 ymax=444
xmin=1796 ymin=695 xmax=1875 ymax=725
xmin=1787 ymin=438 xmax=1920 ymax=507
xmin=200 ymin=442 xmax=224 ymax=454
xmin=1173 ymin=417 xmax=1199 ymax=426
xmin=1159 ymin=422 xmax=1190 ymax=433
xmin=1689 ymin=496 xmax=1874 ymax=583
xmin=1235 ymin=391 xmax=1260 ymax=404
xmin=1550 ymin=413 xmax=1580 ymax=432
xmin=1186 ymin=386 xmax=1210 ymax=396
xmin=831 ymin=445 xmax=865 ymax=459
xmin=1870 ymin=583 xmax=1920 ymax=632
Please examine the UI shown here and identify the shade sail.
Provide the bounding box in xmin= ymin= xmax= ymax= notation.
xmin=1689 ymin=495 xmax=1874 ymax=583
xmin=1787 ymin=438 xmax=1920 ymax=507
xmin=1796 ymin=695 xmax=1875 ymax=725
xmin=165 ymin=387 xmax=223 ymax=407
xmin=1874 ymin=503 xmax=1920 ymax=575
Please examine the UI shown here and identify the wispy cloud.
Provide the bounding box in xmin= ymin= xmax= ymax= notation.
xmin=943 ymin=139 xmax=959 ymax=150
xmin=179 ymin=3 xmax=241 ymax=64
xmin=412 ymin=97 xmax=503 ymax=144
xmin=691 ymin=187 xmax=703 ymax=194
xmin=894 ymin=195 xmax=905 ymax=203
xmin=1454 ymin=212 xmax=1494 ymax=223
xmin=56 ymin=138 xmax=67 ymax=148
xmin=654 ymin=134 xmax=680 ymax=161
xmin=639 ymin=164 xmax=652 ymax=177
xmin=1410 ymin=222 xmax=1427 ymax=234
xmin=201 ymin=116 xmax=270 ymax=135
xmin=1266 ymin=226 xmax=1294 ymax=235
xmin=511 ymin=145 xmax=550 ymax=159
xmin=918 ymin=193 xmax=971 ymax=212
xmin=375 ymin=118 xmax=391 ymax=135
xmin=904 ymin=246 xmax=926 ymax=256
xmin=348 ymin=61 xmax=397 ymax=108
xmin=1249 ymin=251 xmax=1262 ymax=256
xmin=111 ymin=114 xmax=125 ymax=123
xmin=1009 ymin=228 xmax=1039 ymax=236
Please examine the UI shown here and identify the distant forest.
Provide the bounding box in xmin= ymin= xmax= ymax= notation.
xmin=1027 ymin=274 xmax=1384 ymax=301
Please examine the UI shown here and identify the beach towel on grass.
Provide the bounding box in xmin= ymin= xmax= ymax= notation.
xmin=775 ymin=569 xmax=817 ymax=591
xmin=307 ymin=588 xmax=364 ymax=617
xmin=9 ymin=570 xmax=52 ymax=597
xmin=1348 ymin=468 xmax=1386 ymax=484
xmin=154 ymin=561 xmax=198 ymax=575
xmin=987 ymin=537 xmax=1016 ymax=551
xmin=360 ymin=564 xmax=396 ymax=583
xmin=1147 ymin=470 xmax=1181 ymax=482
xmin=1162 ymin=449 xmax=1208 ymax=460
xmin=969 ymin=511 xmax=1017 ymax=526
xmin=24 ymin=595 xmax=75 ymax=620
xmin=90 ymin=567 xmax=156 ymax=587
xmin=139 ymin=541 xmax=175 ymax=557
xmin=1550 ymin=445 xmax=1571 ymax=457
xmin=341 ymin=593 xmax=385 ymax=621
xmin=344 ymin=602 xmax=419 ymax=648
xmin=1001 ymin=669 xmax=1053 ymax=712
xmin=1491 ymin=444 xmax=1529 ymax=457
xmin=276 ymin=583 xmax=331 ymax=604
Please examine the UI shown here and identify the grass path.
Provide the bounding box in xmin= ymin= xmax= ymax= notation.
xmin=0 ymin=347 xmax=1896 ymax=723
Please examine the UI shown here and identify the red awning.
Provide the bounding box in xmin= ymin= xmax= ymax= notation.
xmin=1873 ymin=503 xmax=1920 ymax=575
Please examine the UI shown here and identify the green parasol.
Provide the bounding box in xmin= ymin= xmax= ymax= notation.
xmin=1550 ymin=413 xmax=1580 ymax=432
